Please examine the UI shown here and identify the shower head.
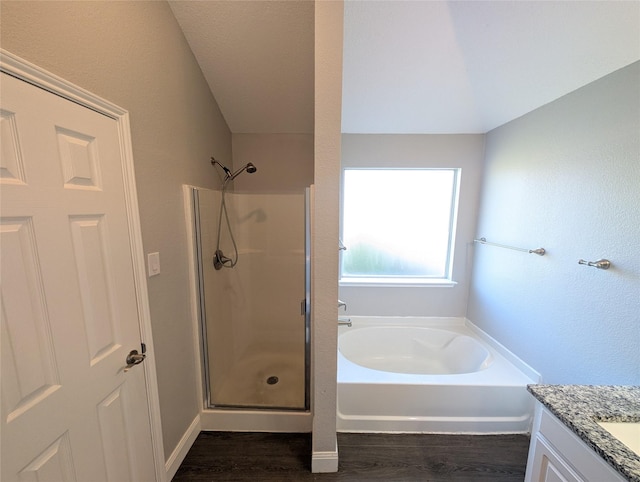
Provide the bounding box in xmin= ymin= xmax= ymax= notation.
xmin=228 ymin=162 xmax=258 ymax=181
xmin=211 ymin=157 xmax=257 ymax=183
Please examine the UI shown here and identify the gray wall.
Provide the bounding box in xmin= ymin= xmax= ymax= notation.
xmin=340 ymin=134 xmax=485 ymax=316
xmin=468 ymin=62 xmax=640 ymax=385
xmin=232 ymin=133 xmax=314 ymax=192
xmin=1 ymin=1 xmax=232 ymax=459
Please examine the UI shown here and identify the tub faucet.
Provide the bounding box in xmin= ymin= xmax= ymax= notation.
xmin=338 ymin=300 xmax=347 ymax=311
xmin=338 ymin=316 xmax=352 ymax=327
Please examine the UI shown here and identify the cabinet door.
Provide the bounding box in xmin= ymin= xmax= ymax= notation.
xmin=528 ymin=435 xmax=584 ymax=482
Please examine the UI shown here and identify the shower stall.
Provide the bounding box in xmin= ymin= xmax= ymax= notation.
xmin=188 ymin=178 xmax=310 ymax=420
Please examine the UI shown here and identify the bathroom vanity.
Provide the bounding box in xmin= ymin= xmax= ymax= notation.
xmin=525 ymin=385 xmax=640 ymax=482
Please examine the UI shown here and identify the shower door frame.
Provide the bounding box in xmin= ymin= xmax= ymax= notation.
xmin=191 ymin=187 xmax=213 ymax=408
xmin=190 ymin=186 xmax=311 ymax=412
xmin=303 ymin=186 xmax=311 ymax=411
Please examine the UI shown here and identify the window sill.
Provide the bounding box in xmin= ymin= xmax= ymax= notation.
xmin=339 ymin=278 xmax=457 ymax=288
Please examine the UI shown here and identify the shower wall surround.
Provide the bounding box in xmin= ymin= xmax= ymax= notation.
xmin=468 ymin=61 xmax=640 ymax=385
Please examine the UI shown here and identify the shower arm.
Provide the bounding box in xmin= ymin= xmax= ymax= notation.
xmin=211 ymin=157 xmax=231 ymax=178
xmin=211 ymin=157 xmax=257 ymax=184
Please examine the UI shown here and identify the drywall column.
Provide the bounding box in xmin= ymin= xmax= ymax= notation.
xmin=312 ymin=0 xmax=343 ymax=473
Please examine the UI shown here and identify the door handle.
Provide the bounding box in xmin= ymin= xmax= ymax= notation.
xmin=124 ymin=349 xmax=146 ymax=372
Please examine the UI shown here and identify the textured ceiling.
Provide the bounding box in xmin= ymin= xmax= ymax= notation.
xmin=170 ymin=1 xmax=640 ymax=135
xmin=343 ymin=0 xmax=640 ymax=133
xmin=169 ymin=0 xmax=314 ymax=134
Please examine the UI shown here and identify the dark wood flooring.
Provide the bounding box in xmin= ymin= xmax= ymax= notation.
xmin=172 ymin=432 xmax=530 ymax=481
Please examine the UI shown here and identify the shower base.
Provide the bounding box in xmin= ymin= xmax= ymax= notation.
xmin=201 ymin=345 xmax=311 ymax=433
xmin=211 ymin=346 xmax=305 ymax=410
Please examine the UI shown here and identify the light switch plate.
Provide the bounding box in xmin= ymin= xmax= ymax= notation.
xmin=148 ymin=252 xmax=160 ymax=277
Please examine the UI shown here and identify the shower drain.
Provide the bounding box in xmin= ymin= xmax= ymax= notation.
xmin=266 ymin=376 xmax=279 ymax=385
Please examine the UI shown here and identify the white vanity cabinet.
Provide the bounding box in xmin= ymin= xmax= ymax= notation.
xmin=525 ymin=404 xmax=626 ymax=482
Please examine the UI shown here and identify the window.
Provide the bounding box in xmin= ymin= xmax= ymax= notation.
xmin=340 ymin=168 xmax=460 ymax=284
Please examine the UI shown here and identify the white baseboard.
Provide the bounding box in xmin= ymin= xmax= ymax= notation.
xmin=165 ymin=414 xmax=201 ymax=481
xmin=311 ymin=450 xmax=339 ymax=473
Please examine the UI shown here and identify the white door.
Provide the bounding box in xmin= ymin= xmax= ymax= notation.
xmin=1 ymin=70 xmax=158 ymax=481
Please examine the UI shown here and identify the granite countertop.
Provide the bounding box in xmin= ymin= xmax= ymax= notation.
xmin=528 ymin=385 xmax=640 ymax=482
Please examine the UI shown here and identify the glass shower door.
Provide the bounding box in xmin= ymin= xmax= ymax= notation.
xmin=193 ymin=188 xmax=309 ymax=410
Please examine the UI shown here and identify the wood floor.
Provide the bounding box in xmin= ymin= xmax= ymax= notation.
xmin=172 ymin=432 xmax=530 ymax=481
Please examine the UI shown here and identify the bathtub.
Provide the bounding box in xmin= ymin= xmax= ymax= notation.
xmin=337 ymin=317 xmax=539 ymax=434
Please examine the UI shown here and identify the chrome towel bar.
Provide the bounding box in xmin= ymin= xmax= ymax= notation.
xmin=473 ymin=237 xmax=546 ymax=256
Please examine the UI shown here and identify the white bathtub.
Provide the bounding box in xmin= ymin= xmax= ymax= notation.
xmin=337 ymin=317 xmax=539 ymax=434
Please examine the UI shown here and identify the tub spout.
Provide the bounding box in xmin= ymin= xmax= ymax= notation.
xmin=338 ymin=316 xmax=352 ymax=327
xmin=338 ymin=300 xmax=347 ymax=310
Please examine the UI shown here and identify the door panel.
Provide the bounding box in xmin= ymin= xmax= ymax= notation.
xmin=1 ymin=72 xmax=155 ymax=481
xmin=18 ymin=432 xmax=76 ymax=482
xmin=0 ymin=108 xmax=27 ymax=185
xmin=1 ymin=217 xmax=60 ymax=423
xmin=69 ymin=215 xmax=120 ymax=364
xmin=97 ymin=386 xmax=134 ymax=482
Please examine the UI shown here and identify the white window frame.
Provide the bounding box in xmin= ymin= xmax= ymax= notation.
xmin=339 ymin=167 xmax=460 ymax=287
